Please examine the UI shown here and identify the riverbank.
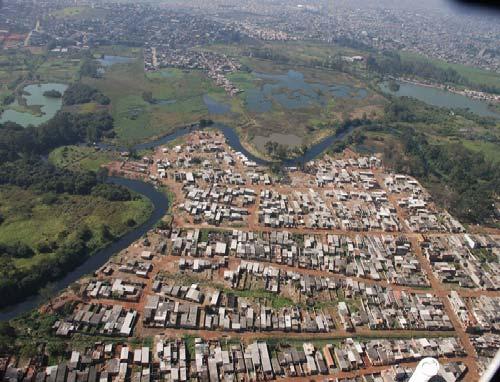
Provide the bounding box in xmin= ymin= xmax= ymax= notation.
xmin=0 ymin=177 xmax=169 ymax=321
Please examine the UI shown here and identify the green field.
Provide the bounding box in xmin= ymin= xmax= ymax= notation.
xmin=400 ymin=51 xmax=500 ymax=89
xmin=461 ymin=139 xmax=500 ymax=163
xmin=35 ymin=56 xmax=81 ymax=83
xmin=49 ymin=6 xmax=110 ymax=20
xmin=83 ymin=61 xmax=218 ymax=144
xmin=0 ymin=186 xmax=152 ymax=271
xmin=49 ymin=145 xmax=118 ymax=172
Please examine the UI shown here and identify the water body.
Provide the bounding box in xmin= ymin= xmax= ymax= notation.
xmin=98 ymin=55 xmax=136 ymax=67
xmin=379 ymin=81 xmax=500 ymax=119
xmin=203 ymin=94 xmax=231 ymax=115
xmin=0 ymin=83 xmax=68 ymax=127
xmin=0 ymin=177 xmax=169 ymax=321
xmin=246 ymin=70 xmax=368 ymax=113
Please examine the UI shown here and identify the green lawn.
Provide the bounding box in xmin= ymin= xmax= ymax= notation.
xmin=35 ymin=57 xmax=81 ymax=83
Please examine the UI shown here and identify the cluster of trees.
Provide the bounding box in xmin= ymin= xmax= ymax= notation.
xmin=199 ymin=118 xmax=214 ymax=127
xmin=367 ymin=51 xmax=500 ymax=94
xmin=0 ymin=225 xmax=98 ymax=309
xmin=0 ymin=242 xmax=34 ymax=259
xmin=62 ymin=83 xmax=110 ymax=106
xmin=43 ymin=89 xmax=62 ymax=98
xmin=0 ymin=81 xmax=148 ymax=310
xmin=246 ymin=47 xmax=291 ymax=64
xmin=264 ymin=141 xmax=293 ymax=161
xmin=79 ymin=58 xmax=101 ymax=78
xmin=376 ymin=125 xmax=499 ymax=224
xmin=0 ymin=322 xmax=16 ymax=354
xmin=0 ymin=111 xmax=114 ymax=162
xmin=384 ymin=97 xmax=496 ymax=128
xmin=142 ymin=91 xmax=154 ymax=104
xmin=2 ymin=94 xmax=15 ymax=105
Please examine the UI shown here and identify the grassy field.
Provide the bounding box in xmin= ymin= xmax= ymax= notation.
xmin=84 ymin=61 xmax=217 ymax=145
xmin=49 ymin=6 xmax=110 ymax=20
xmin=460 ymin=139 xmax=500 ymax=163
xmin=35 ymin=56 xmax=81 ymax=83
xmin=400 ymin=51 xmax=500 ymax=89
xmin=49 ymin=145 xmax=118 ymax=172
xmin=0 ymin=185 xmax=152 ymax=271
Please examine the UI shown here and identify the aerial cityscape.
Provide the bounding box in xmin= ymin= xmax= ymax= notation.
xmin=0 ymin=1 xmax=499 ymax=382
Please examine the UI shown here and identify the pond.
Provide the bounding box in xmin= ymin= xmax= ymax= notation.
xmin=0 ymin=83 xmax=68 ymax=127
xmin=98 ymin=55 xmax=136 ymax=67
xmin=379 ymin=80 xmax=500 ymax=118
xmin=246 ymin=70 xmax=368 ymax=113
xmin=203 ymin=94 xmax=231 ymax=115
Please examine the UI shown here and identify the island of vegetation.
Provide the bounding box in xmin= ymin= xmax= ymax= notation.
xmin=42 ymin=89 xmax=62 ymax=98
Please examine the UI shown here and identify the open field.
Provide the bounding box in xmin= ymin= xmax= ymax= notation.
xmin=49 ymin=145 xmax=119 ymax=172
xmin=0 ymin=185 xmax=152 ymax=271
xmin=84 ymin=61 xmax=217 ymax=145
xmin=400 ymin=51 xmax=500 ymax=89
xmin=35 ymin=56 xmax=81 ymax=83
xmin=460 ymin=139 xmax=500 ymax=163
xmin=49 ymin=6 xmax=110 ymax=20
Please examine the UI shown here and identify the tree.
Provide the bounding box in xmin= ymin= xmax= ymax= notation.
xmin=142 ymin=91 xmax=154 ymax=103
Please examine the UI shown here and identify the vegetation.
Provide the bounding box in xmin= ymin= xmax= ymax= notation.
xmin=380 ymin=125 xmax=498 ymax=224
xmin=49 ymin=145 xmax=118 ymax=172
xmin=63 ymin=83 xmax=110 ymax=106
xmin=0 ymin=84 xmax=151 ymax=309
xmin=43 ymin=89 xmax=62 ymax=98
xmin=0 ymin=184 xmax=152 ymax=309
xmin=83 ymin=61 xmax=217 ymax=144
xmin=367 ymin=51 xmax=500 ymax=94
xmin=79 ymin=58 xmax=101 ymax=78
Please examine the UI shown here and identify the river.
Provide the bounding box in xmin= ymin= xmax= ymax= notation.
xmin=111 ymin=122 xmax=355 ymax=167
xmin=0 ymin=177 xmax=169 ymax=321
xmin=0 ymin=122 xmax=355 ymax=320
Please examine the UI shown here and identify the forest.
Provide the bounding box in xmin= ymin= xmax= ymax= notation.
xmin=62 ymin=83 xmax=110 ymax=106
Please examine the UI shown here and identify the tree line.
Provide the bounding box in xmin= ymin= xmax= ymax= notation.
xmin=367 ymin=51 xmax=500 ymax=95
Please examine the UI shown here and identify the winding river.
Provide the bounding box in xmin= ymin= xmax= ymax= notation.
xmin=113 ymin=122 xmax=355 ymax=167
xmin=0 ymin=122 xmax=355 ymax=320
